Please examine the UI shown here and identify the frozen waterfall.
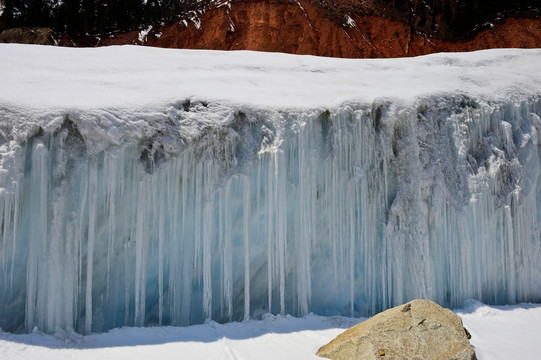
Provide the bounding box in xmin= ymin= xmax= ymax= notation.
xmin=0 ymin=45 xmax=540 ymax=334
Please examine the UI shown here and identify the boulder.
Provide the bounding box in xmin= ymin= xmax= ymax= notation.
xmin=317 ymin=299 xmax=476 ymax=360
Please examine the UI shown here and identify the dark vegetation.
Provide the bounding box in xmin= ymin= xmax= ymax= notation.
xmin=370 ymin=0 xmax=540 ymax=40
xmin=0 ymin=0 xmax=212 ymax=35
xmin=0 ymin=0 xmax=539 ymax=39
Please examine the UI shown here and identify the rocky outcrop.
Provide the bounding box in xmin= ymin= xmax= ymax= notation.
xmin=317 ymin=299 xmax=476 ymax=360
xmin=94 ymin=0 xmax=541 ymax=58
xmin=0 ymin=27 xmax=57 ymax=45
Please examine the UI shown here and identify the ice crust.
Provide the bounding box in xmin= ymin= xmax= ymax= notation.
xmin=0 ymin=45 xmax=540 ymax=333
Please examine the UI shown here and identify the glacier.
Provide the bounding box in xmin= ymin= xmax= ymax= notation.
xmin=0 ymin=44 xmax=540 ymax=334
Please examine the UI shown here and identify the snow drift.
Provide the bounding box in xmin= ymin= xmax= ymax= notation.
xmin=0 ymin=44 xmax=540 ymax=334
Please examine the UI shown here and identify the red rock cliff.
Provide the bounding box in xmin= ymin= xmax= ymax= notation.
xmin=92 ymin=0 xmax=541 ymax=58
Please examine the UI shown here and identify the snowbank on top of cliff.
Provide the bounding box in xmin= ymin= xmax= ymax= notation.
xmin=1 ymin=44 xmax=540 ymax=112
xmin=1 ymin=44 xmax=540 ymax=156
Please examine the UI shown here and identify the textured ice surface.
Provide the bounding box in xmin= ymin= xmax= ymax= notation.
xmin=0 ymin=45 xmax=540 ymax=333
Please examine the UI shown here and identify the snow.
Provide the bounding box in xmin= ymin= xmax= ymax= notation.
xmin=137 ymin=25 xmax=153 ymax=43
xmin=0 ymin=45 xmax=540 ymax=334
xmin=0 ymin=302 xmax=539 ymax=360
xmin=344 ymin=15 xmax=356 ymax=28
xmin=214 ymin=0 xmax=231 ymax=10
xmin=457 ymin=301 xmax=541 ymax=359
xmin=1 ymin=44 xmax=540 ymax=111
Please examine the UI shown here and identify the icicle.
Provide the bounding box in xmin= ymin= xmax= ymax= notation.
xmin=9 ymin=181 xmax=20 ymax=295
xmin=106 ymin=153 xmax=117 ymax=300
xmin=349 ymin=188 xmax=355 ymax=317
xmin=0 ymin=96 xmax=540 ymax=334
xmin=296 ymin=123 xmax=312 ymax=316
xmin=180 ymin=151 xmax=193 ymax=326
xmin=158 ymin=172 xmax=165 ymax=326
xmin=224 ymin=179 xmax=233 ymax=321
xmin=202 ymin=161 xmax=214 ymax=320
xmin=276 ymin=153 xmax=286 ymax=316
xmin=85 ymin=157 xmax=98 ymax=334
xmin=266 ymin=159 xmax=272 ymax=313
xmin=25 ymin=142 xmax=48 ymax=332
xmin=243 ymin=176 xmax=250 ymax=321
xmin=134 ymin=178 xmax=147 ymax=327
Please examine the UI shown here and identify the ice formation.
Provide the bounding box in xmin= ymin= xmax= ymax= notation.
xmin=0 ymin=45 xmax=540 ymax=334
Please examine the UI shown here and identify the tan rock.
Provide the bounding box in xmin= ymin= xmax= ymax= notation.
xmin=317 ymin=299 xmax=476 ymax=360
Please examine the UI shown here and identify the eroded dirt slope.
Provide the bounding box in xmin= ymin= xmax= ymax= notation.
xmin=2 ymin=0 xmax=540 ymax=58
xmin=96 ymin=0 xmax=541 ymax=58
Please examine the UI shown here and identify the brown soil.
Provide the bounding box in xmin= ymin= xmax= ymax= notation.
xmin=98 ymin=0 xmax=541 ymax=58
xmin=2 ymin=0 xmax=540 ymax=58
xmin=0 ymin=27 xmax=57 ymax=45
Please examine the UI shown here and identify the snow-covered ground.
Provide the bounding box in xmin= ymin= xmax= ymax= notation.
xmin=0 ymin=301 xmax=539 ymax=360
xmin=457 ymin=301 xmax=541 ymax=360
xmin=2 ymin=44 xmax=541 ymax=112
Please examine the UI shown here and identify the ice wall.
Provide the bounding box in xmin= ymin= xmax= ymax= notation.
xmin=0 ymin=95 xmax=540 ymax=334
